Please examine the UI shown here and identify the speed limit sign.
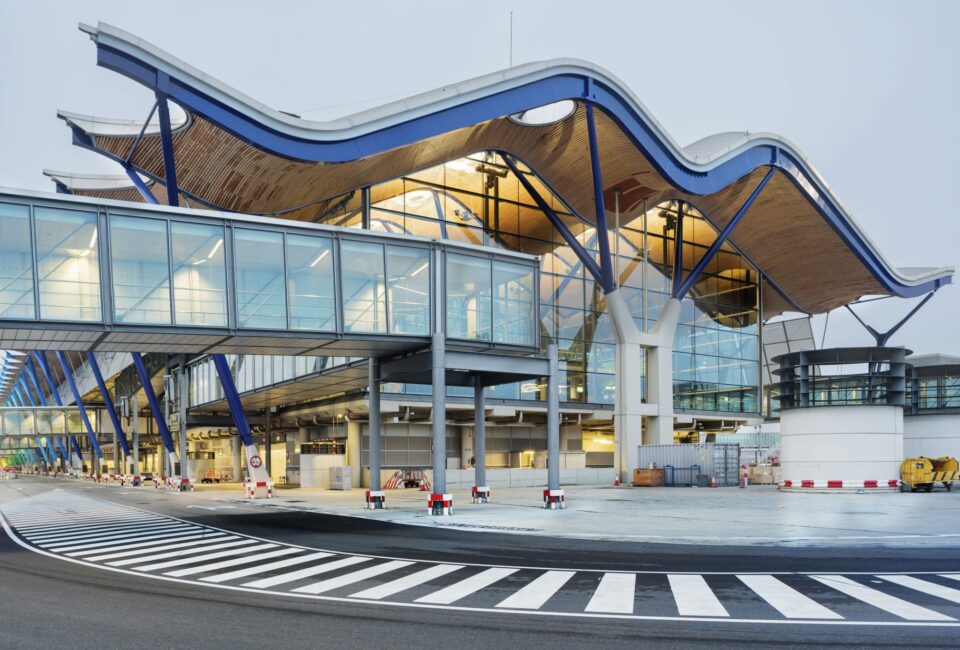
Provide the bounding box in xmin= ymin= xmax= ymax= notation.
xmin=249 ymin=455 xmax=263 ymax=469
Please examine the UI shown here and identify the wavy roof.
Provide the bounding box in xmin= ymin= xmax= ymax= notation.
xmin=53 ymin=22 xmax=952 ymax=317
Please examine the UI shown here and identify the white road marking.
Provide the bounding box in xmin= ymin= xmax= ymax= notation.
xmin=67 ymin=532 xmax=226 ymax=557
xmin=810 ymin=575 xmax=954 ymax=621
xmin=201 ymin=552 xmax=334 ymax=584
xmin=350 ymin=563 xmax=464 ymax=600
xmin=166 ymin=547 xmax=303 ymax=578
xmin=31 ymin=523 xmax=192 ymax=544
xmin=132 ymin=543 xmax=278 ymax=572
xmin=87 ymin=536 xmax=244 ymax=562
xmin=107 ymin=539 xmax=258 ymax=566
xmin=585 ymin=572 xmax=636 ymax=614
xmin=738 ymin=574 xmax=842 ymax=619
xmin=27 ymin=521 xmax=175 ymax=541
xmin=879 ymin=575 xmax=960 ymax=605
xmin=497 ymin=570 xmax=575 ymax=610
xmin=243 ymin=555 xmax=370 ymax=589
xmin=49 ymin=530 xmax=204 ymax=553
xmin=416 ymin=567 xmax=518 ymax=605
xmin=668 ymin=574 xmax=729 ymax=617
xmin=293 ymin=560 xmax=413 ymax=594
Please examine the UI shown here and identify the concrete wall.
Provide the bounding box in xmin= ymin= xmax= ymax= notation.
xmin=361 ymin=466 xmax=615 ymax=490
xmin=780 ymin=405 xmax=903 ymax=485
xmin=904 ymin=413 xmax=960 ymax=459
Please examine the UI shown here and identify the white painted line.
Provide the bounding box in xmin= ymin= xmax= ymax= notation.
xmin=939 ymin=574 xmax=960 ymax=584
xmin=131 ymin=543 xmax=279 ymax=572
xmin=15 ymin=516 xmax=159 ymax=533
xmin=668 ymin=574 xmax=729 ymax=617
xmin=27 ymin=521 xmax=172 ymax=541
xmin=107 ymin=539 xmax=259 ymax=566
xmin=33 ymin=523 xmax=192 ymax=545
xmin=67 ymin=532 xmax=226 ymax=557
xmin=738 ymin=574 xmax=842 ymax=619
xmin=293 ymin=560 xmax=413 ymax=594
xmin=48 ymin=530 xmax=204 ymax=553
xmin=349 ymin=563 xmax=464 ymax=600
xmin=585 ymin=573 xmax=636 ymax=614
xmin=243 ymin=556 xmax=370 ymax=589
xmin=201 ymin=552 xmax=334 ymax=584
xmin=86 ymin=536 xmax=243 ymax=562
xmin=165 ymin=548 xmax=304 ymax=578
xmin=497 ymin=570 xmax=575 ymax=610
xmin=810 ymin=575 xmax=954 ymax=621
xmin=416 ymin=567 xmax=518 ymax=605
xmin=879 ymin=575 xmax=960 ymax=605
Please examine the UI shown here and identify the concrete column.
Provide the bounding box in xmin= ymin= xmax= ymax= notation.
xmin=264 ymin=410 xmax=272 ymax=479
xmin=231 ymin=435 xmax=242 ymax=482
xmin=178 ymin=367 xmax=190 ymax=487
xmin=474 ymin=382 xmax=486 ymax=488
xmin=346 ymin=420 xmax=361 ymax=488
xmin=546 ymin=344 xmax=560 ymax=491
xmin=111 ymin=427 xmax=118 ymax=477
xmin=131 ymin=396 xmax=140 ymax=483
xmin=368 ymin=358 xmax=381 ymax=492
xmin=646 ymin=298 xmax=682 ymax=445
xmin=606 ymin=289 xmax=646 ymax=484
xmin=431 ymin=332 xmax=446 ymax=495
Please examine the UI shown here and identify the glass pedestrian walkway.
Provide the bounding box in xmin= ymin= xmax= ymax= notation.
xmin=0 ymin=189 xmax=538 ymax=357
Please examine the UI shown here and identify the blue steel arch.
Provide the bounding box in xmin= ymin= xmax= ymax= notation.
xmin=81 ymin=34 xmax=949 ymax=303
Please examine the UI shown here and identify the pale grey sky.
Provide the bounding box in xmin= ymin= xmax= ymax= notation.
xmin=1 ymin=0 xmax=957 ymax=354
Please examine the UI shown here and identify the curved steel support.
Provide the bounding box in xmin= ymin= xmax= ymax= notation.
xmin=57 ymin=351 xmax=103 ymax=459
xmin=130 ymin=352 xmax=176 ymax=454
xmin=88 ymin=353 xmax=132 ymax=456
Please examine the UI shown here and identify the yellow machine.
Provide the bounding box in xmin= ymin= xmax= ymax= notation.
xmin=900 ymin=456 xmax=958 ymax=492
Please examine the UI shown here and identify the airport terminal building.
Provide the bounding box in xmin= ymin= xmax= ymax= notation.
xmin=0 ymin=24 xmax=952 ymax=501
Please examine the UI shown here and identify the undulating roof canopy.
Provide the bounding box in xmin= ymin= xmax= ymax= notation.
xmin=50 ymin=22 xmax=952 ymax=319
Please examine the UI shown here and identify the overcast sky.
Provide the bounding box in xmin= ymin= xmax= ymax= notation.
xmin=1 ymin=0 xmax=957 ymax=355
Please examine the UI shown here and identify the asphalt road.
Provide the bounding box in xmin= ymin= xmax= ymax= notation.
xmin=1 ymin=478 xmax=958 ymax=649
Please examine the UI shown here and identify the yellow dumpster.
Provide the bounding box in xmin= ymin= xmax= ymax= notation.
xmin=900 ymin=456 xmax=959 ymax=492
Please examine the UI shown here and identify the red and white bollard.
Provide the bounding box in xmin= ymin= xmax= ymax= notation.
xmin=471 ymin=486 xmax=490 ymax=503
xmin=543 ymin=489 xmax=565 ymax=510
xmin=428 ymin=493 xmax=452 ymax=515
xmin=365 ymin=490 xmax=386 ymax=509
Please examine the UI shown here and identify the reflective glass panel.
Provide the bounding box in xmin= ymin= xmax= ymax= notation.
xmin=234 ymin=229 xmax=286 ymax=329
xmin=387 ymin=246 xmax=429 ymax=335
xmin=286 ymin=234 xmax=335 ymax=331
xmin=110 ymin=215 xmax=170 ymax=324
xmin=446 ymin=254 xmax=491 ymax=340
xmin=34 ymin=207 xmax=101 ymax=321
xmin=0 ymin=202 xmax=35 ymax=319
xmin=171 ymin=222 xmax=227 ymax=326
xmin=341 ymin=240 xmax=385 ymax=333
xmin=492 ymin=260 xmax=535 ymax=345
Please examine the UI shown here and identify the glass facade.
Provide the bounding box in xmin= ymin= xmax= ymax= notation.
xmin=0 ymin=202 xmax=35 ymax=319
xmin=286 ymin=234 xmax=335 ymax=331
xmin=341 ymin=240 xmax=386 ymax=333
xmin=327 ymin=153 xmax=759 ymax=412
xmin=234 ymin=228 xmax=286 ymax=329
xmin=171 ymin=222 xmax=227 ymax=327
xmin=34 ymin=207 xmax=101 ymax=321
xmin=110 ymin=215 xmax=170 ymax=324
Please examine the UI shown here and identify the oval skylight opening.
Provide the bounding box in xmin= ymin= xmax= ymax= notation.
xmin=508 ymin=100 xmax=576 ymax=126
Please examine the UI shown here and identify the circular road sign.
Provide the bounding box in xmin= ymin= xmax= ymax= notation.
xmin=249 ymin=455 xmax=263 ymax=469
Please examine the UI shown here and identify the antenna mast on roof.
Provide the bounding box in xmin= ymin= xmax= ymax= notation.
xmin=509 ymin=11 xmax=514 ymax=67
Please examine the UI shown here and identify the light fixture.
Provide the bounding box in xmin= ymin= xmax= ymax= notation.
xmin=207 ymin=238 xmax=223 ymax=259
xmin=409 ymin=262 xmax=428 ymax=277
xmin=88 ymin=229 xmax=98 ymax=249
xmin=309 ymin=249 xmax=330 ymax=268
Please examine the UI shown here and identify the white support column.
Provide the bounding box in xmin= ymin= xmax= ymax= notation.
xmin=230 ymin=435 xmax=242 ymax=483
xmin=646 ymin=298 xmax=682 ymax=445
xmin=346 ymin=420 xmax=361 ymax=488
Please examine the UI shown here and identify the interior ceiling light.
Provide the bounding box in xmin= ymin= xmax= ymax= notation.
xmin=508 ymin=100 xmax=576 ymax=126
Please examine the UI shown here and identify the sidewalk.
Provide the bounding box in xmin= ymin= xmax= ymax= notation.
xmin=186 ymin=482 xmax=960 ymax=548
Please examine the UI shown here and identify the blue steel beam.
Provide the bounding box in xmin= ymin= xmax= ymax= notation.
xmin=24 ymin=358 xmax=48 ymax=406
xmin=124 ymin=166 xmax=159 ymax=205
xmin=673 ymin=167 xmax=776 ymax=300
xmin=17 ymin=378 xmax=35 ymax=406
xmin=55 ymin=436 xmax=68 ymax=461
xmin=130 ymin=353 xmax=176 ymax=453
xmin=501 ymin=154 xmax=609 ymax=292
xmin=33 ymin=352 xmax=64 ymax=406
xmin=57 ymin=351 xmax=103 ymax=459
xmin=671 ymin=202 xmax=685 ymax=297
xmin=87 ymin=353 xmax=132 ymax=456
xmin=584 ymin=102 xmax=615 ymax=294
xmin=155 ymin=80 xmax=180 ymax=207
xmin=86 ymin=37 xmax=948 ymax=300
xmin=211 ymin=354 xmax=256 ymax=447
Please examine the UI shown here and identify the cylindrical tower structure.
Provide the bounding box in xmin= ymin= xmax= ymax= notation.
xmin=773 ymin=347 xmax=909 ymax=490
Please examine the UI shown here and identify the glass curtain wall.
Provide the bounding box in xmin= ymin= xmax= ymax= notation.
xmin=333 ymin=152 xmax=759 ymax=412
